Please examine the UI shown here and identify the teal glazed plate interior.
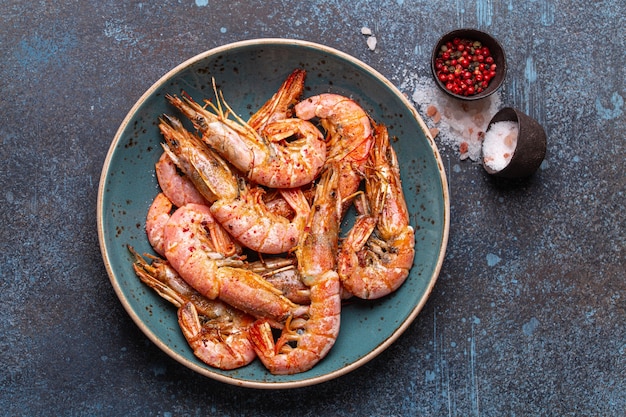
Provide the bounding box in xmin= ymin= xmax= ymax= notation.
xmin=97 ymin=39 xmax=450 ymax=389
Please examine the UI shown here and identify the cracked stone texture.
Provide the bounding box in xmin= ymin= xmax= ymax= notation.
xmin=1 ymin=0 xmax=624 ymax=415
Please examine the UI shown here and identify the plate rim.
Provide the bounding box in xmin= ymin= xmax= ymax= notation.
xmin=97 ymin=38 xmax=450 ymax=389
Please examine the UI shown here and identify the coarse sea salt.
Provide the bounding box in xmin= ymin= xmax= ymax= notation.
xmin=482 ymin=121 xmax=519 ymax=172
xmin=360 ymin=27 xmax=377 ymax=51
xmin=366 ymin=36 xmax=377 ymax=51
xmin=406 ymin=75 xmax=502 ymax=162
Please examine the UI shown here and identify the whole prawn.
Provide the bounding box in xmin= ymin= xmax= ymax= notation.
xmin=159 ymin=115 xmax=239 ymax=205
xmin=144 ymin=193 xmax=310 ymax=306
xmin=158 ymin=115 xmax=311 ymax=255
xmin=129 ymin=247 xmax=256 ymax=370
xmin=249 ymin=167 xmax=342 ymax=375
xmin=162 ymin=203 xmax=307 ymax=322
xmin=294 ymin=93 xmax=375 ymax=214
xmin=337 ymin=124 xmax=415 ymax=299
xmin=166 ymin=72 xmax=326 ymax=189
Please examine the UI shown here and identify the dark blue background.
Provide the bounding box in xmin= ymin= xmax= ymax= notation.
xmin=1 ymin=1 xmax=624 ymax=415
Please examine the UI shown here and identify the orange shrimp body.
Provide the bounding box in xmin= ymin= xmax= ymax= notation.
xmin=294 ymin=93 xmax=374 ymax=213
xmin=163 ymin=204 xmax=306 ymax=322
xmin=166 ymin=73 xmax=326 ymax=189
xmin=129 ymin=249 xmax=257 ymax=370
xmin=337 ymin=124 xmax=415 ymax=299
xmin=249 ymin=167 xmax=342 ymax=375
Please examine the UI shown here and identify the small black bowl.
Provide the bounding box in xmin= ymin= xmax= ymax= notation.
xmin=431 ymin=28 xmax=507 ymax=101
xmin=482 ymin=107 xmax=547 ymax=178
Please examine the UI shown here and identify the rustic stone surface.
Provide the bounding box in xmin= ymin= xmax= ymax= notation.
xmin=1 ymin=1 xmax=624 ymax=415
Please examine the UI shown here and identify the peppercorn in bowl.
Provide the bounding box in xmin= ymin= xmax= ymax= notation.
xmin=431 ymin=28 xmax=506 ymax=101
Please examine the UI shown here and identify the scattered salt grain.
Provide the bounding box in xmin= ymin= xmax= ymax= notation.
xmin=366 ymin=36 xmax=377 ymax=51
xmin=360 ymin=27 xmax=377 ymax=51
xmin=482 ymin=121 xmax=519 ymax=172
xmin=405 ymin=74 xmax=502 ymax=162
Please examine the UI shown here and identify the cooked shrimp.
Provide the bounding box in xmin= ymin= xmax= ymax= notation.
xmin=249 ymin=167 xmax=342 ymax=375
xmin=248 ymin=68 xmax=306 ymax=132
xmin=294 ymin=93 xmax=374 ymax=213
xmin=146 ymin=192 xmax=173 ymax=257
xmin=163 ymin=203 xmax=307 ymax=322
xmin=337 ymin=124 xmax=415 ymax=299
xmin=129 ymin=248 xmax=256 ymax=370
xmin=210 ymin=185 xmax=310 ymax=255
xmin=155 ymin=152 xmax=208 ymax=208
xmin=158 ymin=116 xmax=311 ymax=254
xmin=254 ymin=118 xmax=326 ymax=189
xmin=166 ymin=79 xmax=326 ymax=189
xmin=158 ymin=115 xmax=238 ymax=204
xmin=178 ymin=302 xmax=256 ymax=370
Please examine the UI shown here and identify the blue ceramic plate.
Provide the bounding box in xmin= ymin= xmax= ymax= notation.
xmin=97 ymin=39 xmax=449 ymax=389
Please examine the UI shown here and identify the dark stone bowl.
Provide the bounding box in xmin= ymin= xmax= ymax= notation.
xmin=482 ymin=107 xmax=547 ymax=178
xmin=431 ymin=28 xmax=507 ymax=101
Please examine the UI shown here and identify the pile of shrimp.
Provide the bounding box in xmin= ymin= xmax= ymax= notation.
xmin=128 ymin=69 xmax=415 ymax=375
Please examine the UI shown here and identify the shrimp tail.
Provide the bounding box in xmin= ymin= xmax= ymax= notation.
xmin=248 ymin=68 xmax=306 ymax=131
